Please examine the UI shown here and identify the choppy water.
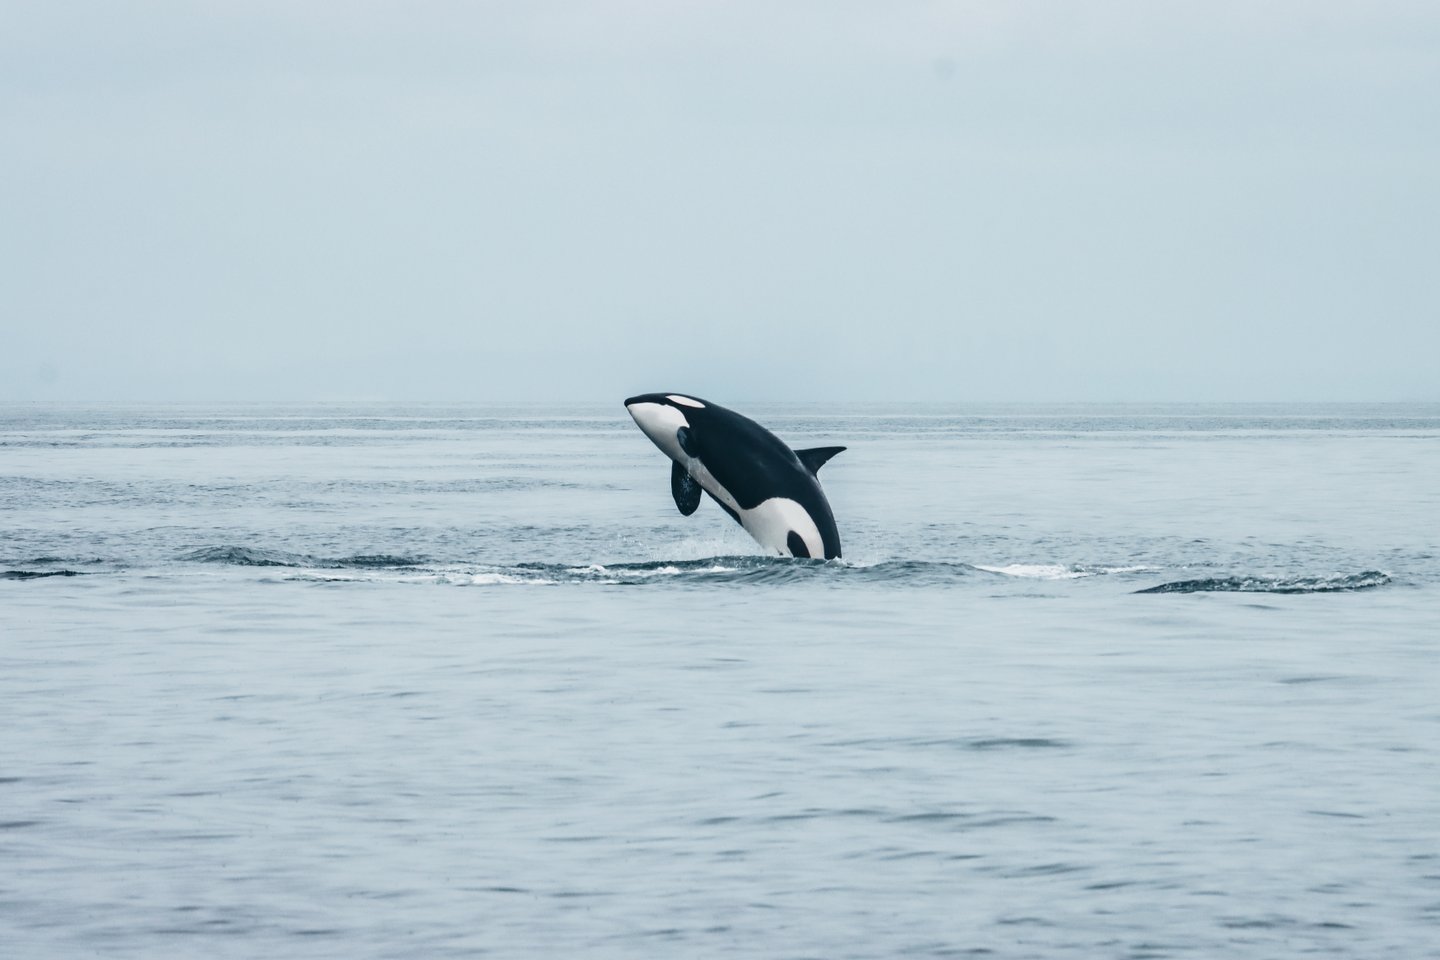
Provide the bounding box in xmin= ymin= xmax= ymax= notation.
xmin=3 ymin=402 xmax=1438 ymax=958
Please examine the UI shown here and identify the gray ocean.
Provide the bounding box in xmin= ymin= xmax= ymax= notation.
xmin=3 ymin=401 xmax=1438 ymax=959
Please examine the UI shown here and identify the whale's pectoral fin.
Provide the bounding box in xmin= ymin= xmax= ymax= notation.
xmin=795 ymin=446 xmax=846 ymax=475
xmin=671 ymin=460 xmax=702 ymax=516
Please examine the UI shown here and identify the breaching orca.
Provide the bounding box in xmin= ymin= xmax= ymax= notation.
xmin=624 ymin=393 xmax=846 ymax=559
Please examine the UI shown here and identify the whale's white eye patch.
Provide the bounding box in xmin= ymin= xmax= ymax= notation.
xmin=666 ymin=395 xmax=705 ymax=408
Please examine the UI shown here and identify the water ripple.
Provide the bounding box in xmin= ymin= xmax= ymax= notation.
xmin=1136 ymin=571 xmax=1391 ymax=594
xmin=1 ymin=569 xmax=87 ymax=580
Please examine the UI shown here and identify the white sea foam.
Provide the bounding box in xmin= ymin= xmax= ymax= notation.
xmin=285 ymin=572 xmax=360 ymax=582
xmin=974 ymin=563 xmax=1089 ymax=580
xmin=572 ymin=564 xmax=739 ymax=578
xmin=974 ymin=563 xmax=1158 ymax=580
xmin=470 ymin=572 xmax=556 ymax=585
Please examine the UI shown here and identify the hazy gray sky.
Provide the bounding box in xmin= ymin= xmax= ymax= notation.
xmin=4 ymin=1 xmax=1437 ymax=401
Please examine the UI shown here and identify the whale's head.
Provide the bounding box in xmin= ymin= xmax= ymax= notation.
xmin=624 ymin=393 xmax=710 ymax=463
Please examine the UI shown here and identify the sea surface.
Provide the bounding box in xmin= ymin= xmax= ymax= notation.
xmin=2 ymin=401 xmax=1438 ymax=959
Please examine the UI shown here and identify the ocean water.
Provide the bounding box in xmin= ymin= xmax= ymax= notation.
xmin=2 ymin=401 xmax=1438 ymax=959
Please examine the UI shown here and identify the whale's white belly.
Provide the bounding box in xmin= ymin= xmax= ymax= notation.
xmin=738 ymin=497 xmax=824 ymax=558
xmin=680 ymin=460 xmax=823 ymax=558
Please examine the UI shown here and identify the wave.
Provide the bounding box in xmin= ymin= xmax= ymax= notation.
xmin=1136 ymin=571 xmax=1391 ymax=595
xmin=332 ymin=554 xmax=427 ymax=568
xmin=278 ymin=556 xmax=979 ymax=587
xmin=177 ymin=547 xmax=968 ymax=585
xmin=99 ymin=547 xmax=1402 ymax=596
xmin=972 ymin=563 xmax=1156 ymax=580
xmin=1 ymin=569 xmax=87 ymax=580
xmin=179 ymin=546 xmax=305 ymax=567
xmin=178 ymin=546 xmax=427 ymax=569
xmin=272 ymin=557 xmax=1165 ymax=587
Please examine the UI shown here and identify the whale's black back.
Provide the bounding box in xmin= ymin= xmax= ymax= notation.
xmin=681 ymin=400 xmax=842 ymax=559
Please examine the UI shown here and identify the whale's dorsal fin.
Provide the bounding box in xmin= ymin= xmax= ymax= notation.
xmin=671 ymin=460 xmax=702 ymax=515
xmin=795 ymin=446 xmax=846 ymax=475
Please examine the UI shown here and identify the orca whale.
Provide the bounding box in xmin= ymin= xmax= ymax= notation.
xmin=624 ymin=393 xmax=846 ymax=559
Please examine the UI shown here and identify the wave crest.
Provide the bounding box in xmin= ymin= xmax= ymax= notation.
xmin=179 ymin=546 xmax=427 ymax=569
xmin=145 ymin=548 xmax=1403 ymax=595
xmin=1136 ymin=571 xmax=1391 ymax=595
xmin=1 ymin=569 xmax=86 ymax=580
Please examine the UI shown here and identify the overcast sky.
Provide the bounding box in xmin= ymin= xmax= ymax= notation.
xmin=3 ymin=1 xmax=1437 ymax=402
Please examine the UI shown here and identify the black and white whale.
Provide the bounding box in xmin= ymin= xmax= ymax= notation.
xmin=624 ymin=393 xmax=846 ymax=559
